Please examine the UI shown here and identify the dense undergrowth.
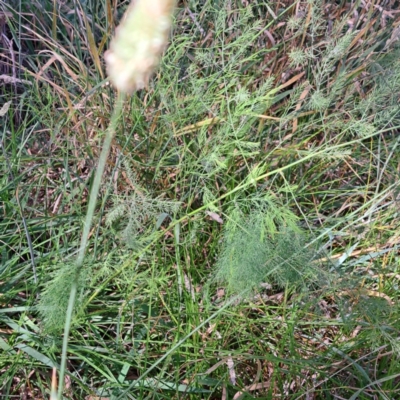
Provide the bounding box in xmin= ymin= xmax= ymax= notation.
xmin=1 ymin=0 xmax=400 ymax=398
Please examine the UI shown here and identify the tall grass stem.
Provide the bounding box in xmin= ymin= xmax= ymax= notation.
xmin=57 ymin=91 xmax=126 ymax=398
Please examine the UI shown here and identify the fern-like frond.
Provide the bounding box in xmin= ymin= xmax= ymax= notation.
xmin=107 ymin=158 xmax=181 ymax=248
xmin=37 ymin=263 xmax=90 ymax=335
xmin=213 ymin=196 xmax=323 ymax=297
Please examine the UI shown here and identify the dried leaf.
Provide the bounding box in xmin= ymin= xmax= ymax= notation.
xmin=205 ymin=211 xmax=223 ymax=224
xmin=0 ymin=101 xmax=11 ymax=117
xmin=226 ymin=356 xmax=237 ymax=385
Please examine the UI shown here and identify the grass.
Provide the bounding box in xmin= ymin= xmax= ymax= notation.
xmin=1 ymin=0 xmax=400 ymax=398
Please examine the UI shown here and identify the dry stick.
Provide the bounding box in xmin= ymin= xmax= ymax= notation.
xmin=57 ymin=91 xmax=126 ymax=399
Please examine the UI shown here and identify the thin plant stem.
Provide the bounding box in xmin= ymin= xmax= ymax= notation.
xmin=57 ymin=91 xmax=126 ymax=399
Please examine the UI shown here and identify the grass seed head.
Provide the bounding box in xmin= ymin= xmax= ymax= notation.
xmin=105 ymin=0 xmax=175 ymax=93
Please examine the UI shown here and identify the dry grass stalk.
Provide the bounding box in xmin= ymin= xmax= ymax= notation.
xmin=0 ymin=74 xmax=32 ymax=85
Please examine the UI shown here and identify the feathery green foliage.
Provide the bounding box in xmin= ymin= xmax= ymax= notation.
xmin=106 ymin=158 xmax=181 ymax=249
xmin=37 ymin=263 xmax=90 ymax=335
xmin=213 ymin=194 xmax=327 ymax=296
